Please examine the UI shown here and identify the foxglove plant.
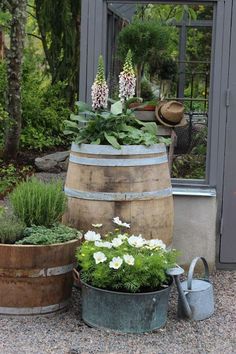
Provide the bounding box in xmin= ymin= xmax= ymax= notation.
xmin=91 ymin=55 xmax=109 ymax=110
xmin=119 ymin=49 xmax=136 ymax=104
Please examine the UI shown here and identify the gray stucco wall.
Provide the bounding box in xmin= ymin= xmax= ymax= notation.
xmin=173 ymin=196 xmax=217 ymax=270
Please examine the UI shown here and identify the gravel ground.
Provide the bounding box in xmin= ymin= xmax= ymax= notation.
xmin=0 ymin=271 xmax=235 ymax=354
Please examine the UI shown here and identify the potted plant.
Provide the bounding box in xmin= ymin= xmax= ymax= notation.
xmin=76 ymin=217 xmax=178 ymax=333
xmin=0 ymin=178 xmax=81 ymax=315
xmin=63 ymin=51 xmax=173 ymax=245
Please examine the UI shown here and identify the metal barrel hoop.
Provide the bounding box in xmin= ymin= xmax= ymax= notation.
xmin=187 ymin=257 xmax=210 ymax=290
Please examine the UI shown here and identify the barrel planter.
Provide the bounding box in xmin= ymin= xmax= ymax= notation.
xmin=0 ymin=239 xmax=79 ymax=315
xmin=81 ymin=279 xmax=173 ymax=333
xmin=64 ymin=143 xmax=174 ymax=246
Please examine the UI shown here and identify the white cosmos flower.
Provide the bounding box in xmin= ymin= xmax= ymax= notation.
xmin=94 ymin=241 xmax=113 ymax=249
xmin=128 ymin=235 xmax=145 ymax=248
xmin=112 ymin=238 xmax=123 ymax=247
xmin=92 ymin=223 xmax=103 ymax=228
xmin=84 ymin=230 xmax=101 ymax=242
xmin=123 ymin=254 xmax=135 ymax=266
xmin=93 ymin=251 xmax=107 ymax=264
xmin=117 ymin=234 xmax=128 ymax=240
xmin=113 ymin=216 xmax=130 ymax=228
xmin=146 ymin=239 xmax=166 ymax=250
xmin=109 ymin=256 xmax=123 ymax=269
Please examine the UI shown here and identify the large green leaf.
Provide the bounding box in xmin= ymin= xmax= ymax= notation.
xmin=141 ymin=122 xmax=158 ymax=135
xmin=104 ymin=132 xmax=121 ymax=149
xmin=70 ymin=114 xmax=88 ymax=123
xmin=75 ymin=101 xmax=92 ymax=112
xmin=111 ymin=101 xmax=123 ymax=115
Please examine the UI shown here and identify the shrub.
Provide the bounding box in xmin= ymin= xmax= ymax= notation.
xmin=141 ymin=80 xmax=154 ymax=101
xmin=16 ymin=224 xmax=82 ymax=245
xmin=77 ymin=217 xmax=178 ymax=293
xmin=0 ymin=214 xmax=25 ymax=244
xmin=10 ymin=178 xmax=67 ymax=227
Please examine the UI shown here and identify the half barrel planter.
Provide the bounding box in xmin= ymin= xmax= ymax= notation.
xmin=64 ymin=143 xmax=173 ymax=246
xmin=0 ymin=239 xmax=79 ymax=315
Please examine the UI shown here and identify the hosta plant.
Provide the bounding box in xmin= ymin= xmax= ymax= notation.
xmin=77 ymin=217 xmax=178 ymax=293
xmin=64 ymin=51 xmax=170 ymax=149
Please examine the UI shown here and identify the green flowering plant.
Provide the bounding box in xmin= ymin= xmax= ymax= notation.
xmin=76 ymin=217 xmax=178 ymax=293
xmin=64 ymin=52 xmax=171 ymax=149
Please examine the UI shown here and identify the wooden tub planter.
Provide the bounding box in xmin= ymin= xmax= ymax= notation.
xmin=64 ymin=143 xmax=173 ymax=246
xmin=0 ymin=239 xmax=79 ymax=315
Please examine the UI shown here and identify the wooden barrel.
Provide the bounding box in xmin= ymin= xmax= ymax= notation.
xmin=0 ymin=239 xmax=79 ymax=315
xmin=64 ymin=143 xmax=174 ymax=245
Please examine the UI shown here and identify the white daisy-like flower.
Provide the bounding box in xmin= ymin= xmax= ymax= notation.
xmin=117 ymin=234 xmax=128 ymax=240
xmin=84 ymin=230 xmax=101 ymax=242
xmin=112 ymin=237 xmax=123 ymax=248
xmin=146 ymin=239 xmax=166 ymax=250
xmin=113 ymin=216 xmax=130 ymax=228
xmin=109 ymin=256 xmax=123 ymax=270
xmin=93 ymin=251 xmax=107 ymax=264
xmin=94 ymin=241 xmax=113 ymax=249
xmin=128 ymin=235 xmax=145 ymax=248
xmin=123 ymin=254 xmax=135 ymax=266
xmin=92 ymin=223 xmax=103 ymax=228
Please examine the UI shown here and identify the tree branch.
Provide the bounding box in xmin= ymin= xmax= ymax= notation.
xmin=26 ymin=32 xmax=42 ymax=41
xmin=27 ymin=3 xmax=36 ymax=10
xmin=26 ymin=10 xmax=37 ymax=19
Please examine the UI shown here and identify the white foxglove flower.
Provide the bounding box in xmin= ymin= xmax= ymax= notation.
xmin=112 ymin=238 xmax=123 ymax=248
xmin=93 ymin=251 xmax=107 ymax=264
xmin=123 ymin=254 xmax=135 ymax=266
xmin=146 ymin=239 xmax=166 ymax=250
xmin=128 ymin=235 xmax=145 ymax=248
xmin=119 ymin=50 xmax=136 ymax=103
xmin=95 ymin=241 xmax=113 ymax=249
xmin=84 ymin=230 xmax=101 ymax=242
xmin=113 ymin=216 xmax=130 ymax=228
xmin=91 ymin=55 xmax=109 ymax=110
xmin=109 ymin=256 xmax=123 ymax=269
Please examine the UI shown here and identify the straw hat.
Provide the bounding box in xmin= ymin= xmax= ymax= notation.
xmin=155 ymin=101 xmax=187 ymax=127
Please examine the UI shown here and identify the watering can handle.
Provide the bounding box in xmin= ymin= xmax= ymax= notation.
xmin=187 ymin=257 xmax=210 ymax=290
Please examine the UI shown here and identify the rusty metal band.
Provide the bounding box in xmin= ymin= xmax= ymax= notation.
xmin=64 ymin=186 xmax=172 ymax=201
xmin=0 ymin=300 xmax=69 ymax=315
xmin=71 ymin=143 xmax=166 ymax=155
xmin=69 ymin=154 xmax=168 ymax=167
xmin=0 ymin=263 xmax=75 ymax=278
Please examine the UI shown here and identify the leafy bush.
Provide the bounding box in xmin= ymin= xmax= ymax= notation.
xmin=0 ymin=214 xmax=25 ymax=244
xmin=16 ymin=224 xmax=81 ymax=245
xmin=10 ymin=178 xmax=67 ymax=227
xmin=77 ymin=217 xmax=178 ymax=293
xmin=141 ymin=80 xmax=154 ymax=101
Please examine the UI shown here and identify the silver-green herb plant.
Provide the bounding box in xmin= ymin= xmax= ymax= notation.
xmin=0 ymin=212 xmax=25 ymax=244
xmin=16 ymin=224 xmax=82 ymax=245
xmin=10 ymin=178 xmax=67 ymax=227
xmin=77 ymin=217 xmax=178 ymax=293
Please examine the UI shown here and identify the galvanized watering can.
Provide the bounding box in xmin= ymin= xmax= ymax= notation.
xmin=167 ymin=257 xmax=214 ymax=321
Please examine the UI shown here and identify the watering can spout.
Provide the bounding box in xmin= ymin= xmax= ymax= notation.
xmin=166 ymin=266 xmax=193 ymax=319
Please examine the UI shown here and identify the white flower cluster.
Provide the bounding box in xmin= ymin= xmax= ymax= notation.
xmin=113 ymin=216 xmax=130 ymax=228
xmin=91 ymin=81 xmax=109 ymax=110
xmin=93 ymin=253 xmax=135 ymax=269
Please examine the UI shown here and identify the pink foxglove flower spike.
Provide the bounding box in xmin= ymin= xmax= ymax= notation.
xmin=91 ymin=55 xmax=109 ymax=110
xmin=119 ymin=50 xmax=136 ymax=104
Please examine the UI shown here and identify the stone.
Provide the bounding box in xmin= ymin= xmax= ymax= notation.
xmin=35 ymin=151 xmax=69 ymax=172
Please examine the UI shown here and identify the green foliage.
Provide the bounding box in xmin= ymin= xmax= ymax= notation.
xmin=77 ymin=227 xmax=178 ymax=293
xmin=141 ymin=80 xmax=154 ymax=101
xmin=64 ymin=101 xmax=165 ymax=149
xmin=16 ymin=224 xmax=81 ymax=245
xmin=10 ymin=178 xmax=67 ymax=227
xmin=94 ymin=55 xmax=106 ymax=84
xmin=0 ymin=161 xmax=32 ymax=197
xmin=0 ymin=213 xmax=25 ymax=244
xmin=118 ymin=20 xmax=170 ymax=67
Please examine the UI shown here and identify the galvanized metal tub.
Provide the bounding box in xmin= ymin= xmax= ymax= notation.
xmin=64 ymin=143 xmax=173 ymax=246
xmin=81 ymin=280 xmax=172 ymax=333
xmin=0 ymin=240 xmax=80 ymax=315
